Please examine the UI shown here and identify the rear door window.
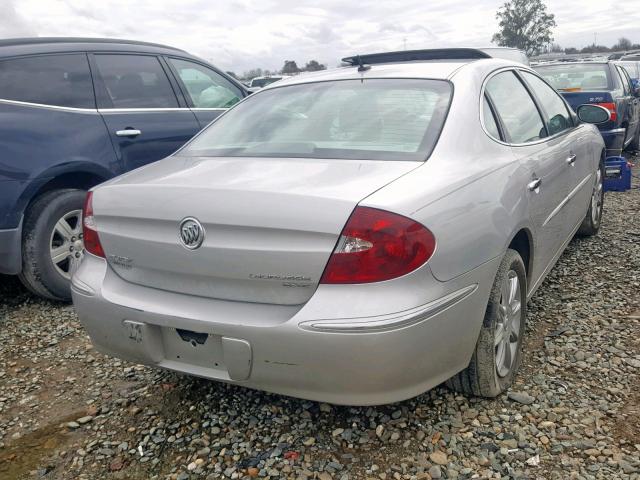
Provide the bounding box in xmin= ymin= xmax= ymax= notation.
xmin=0 ymin=54 xmax=94 ymax=108
xmin=482 ymin=96 xmax=502 ymax=140
xmin=616 ymin=65 xmax=632 ymax=95
xmin=486 ymin=71 xmax=547 ymax=144
xmin=521 ymin=71 xmax=573 ymax=136
xmin=168 ymin=58 xmax=242 ymax=108
xmin=93 ymin=54 xmax=178 ymax=108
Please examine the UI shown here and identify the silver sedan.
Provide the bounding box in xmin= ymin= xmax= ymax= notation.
xmin=72 ymin=49 xmax=608 ymax=405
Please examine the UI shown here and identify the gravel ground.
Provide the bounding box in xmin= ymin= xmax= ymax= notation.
xmin=1 ymin=156 xmax=639 ymax=480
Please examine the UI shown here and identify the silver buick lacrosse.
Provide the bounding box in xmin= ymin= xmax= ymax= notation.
xmin=72 ymin=49 xmax=608 ymax=405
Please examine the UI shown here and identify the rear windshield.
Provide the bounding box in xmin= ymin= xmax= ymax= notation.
xmin=534 ymin=64 xmax=612 ymax=91
xmin=181 ymin=78 xmax=452 ymax=161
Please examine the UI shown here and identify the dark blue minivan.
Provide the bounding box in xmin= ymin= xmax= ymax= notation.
xmin=0 ymin=38 xmax=248 ymax=300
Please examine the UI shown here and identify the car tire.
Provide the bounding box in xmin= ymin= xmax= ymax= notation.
xmin=577 ymin=161 xmax=604 ymax=237
xmin=18 ymin=189 xmax=87 ymax=301
xmin=446 ymin=249 xmax=527 ymax=397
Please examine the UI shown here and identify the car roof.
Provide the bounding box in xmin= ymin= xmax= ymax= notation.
xmin=271 ymin=57 xmax=518 ymax=87
xmin=0 ymin=37 xmax=186 ymax=58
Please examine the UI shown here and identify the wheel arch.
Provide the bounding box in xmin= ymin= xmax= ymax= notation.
xmin=16 ymin=162 xmax=113 ymax=218
xmin=507 ymin=228 xmax=534 ymax=281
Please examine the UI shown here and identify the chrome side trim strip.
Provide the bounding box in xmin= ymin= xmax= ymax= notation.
xmin=543 ymin=173 xmax=593 ymax=227
xmin=300 ymin=284 xmax=478 ymax=333
xmin=0 ymin=98 xmax=98 ymax=113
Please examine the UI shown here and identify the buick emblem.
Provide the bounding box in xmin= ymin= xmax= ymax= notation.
xmin=179 ymin=217 xmax=205 ymax=250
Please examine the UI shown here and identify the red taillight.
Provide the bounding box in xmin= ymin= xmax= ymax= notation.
xmin=82 ymin=191 xmax=105 ymax=258
xmin=320 ymin=207 xmax=436 ymax=284
xmin=594 ymin=102 xmax=617 ymax=121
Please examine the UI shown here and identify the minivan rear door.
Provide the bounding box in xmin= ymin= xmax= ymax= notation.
xmin=91 ymin=53 xmax=201 ymax=171
xmin=164 ymin=56 xmax=246 ymax=129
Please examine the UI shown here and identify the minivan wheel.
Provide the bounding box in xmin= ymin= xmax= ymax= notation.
xmin=19 ymin=189 xmax=86 ymax=301
xmin=577 ymin=162 xmax=604 ymax=237
xmin=446 ymin=249 xmax=527 ymax=397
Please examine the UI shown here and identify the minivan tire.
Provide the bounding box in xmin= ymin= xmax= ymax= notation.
xmin=19 ymin=189 xmax=86 ymax=301
xmin=446 ymin=249 xmax=527 ymax=397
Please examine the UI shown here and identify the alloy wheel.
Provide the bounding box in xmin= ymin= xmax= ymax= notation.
xmin=591 ymin=167 xmax=603 ymax=226
xmin=495 ymin=270 xmax=522 ymax=378
xmin=49 ymin=209 xmax=84 ymax=280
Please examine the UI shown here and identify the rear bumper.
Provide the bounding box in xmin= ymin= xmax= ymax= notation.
xmin=600 ymin=127 xmax=626 ymax=156
xmin=72 ymin=254 xmax=499 ymax=405
xmin=0 ymin=218 xmax=22 ymax=274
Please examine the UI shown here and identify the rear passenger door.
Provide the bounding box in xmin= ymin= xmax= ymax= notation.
xmin=165 ymin=57 xmax=244 ymax=128
xmin=91 ymin=53 xmax=200 ymax=171
xmin=519 ymin=71 xmax=594 ymax=231
xmin=485 ymin=70 xmax=569 ymax=285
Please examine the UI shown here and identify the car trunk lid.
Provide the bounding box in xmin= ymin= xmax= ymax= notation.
xmin=92 ymin=156 xmax=419 ymax=305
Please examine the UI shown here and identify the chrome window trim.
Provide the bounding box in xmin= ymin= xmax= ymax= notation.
xmin=98 ymin=107 xmax=191 ymax=113
xmin=97 ymin=107 xmax=228 ymax=113
xmin=0 ymin=98 xmax=98 ymax=113
xmin=480 ymin=66 xmax=579 ymax=147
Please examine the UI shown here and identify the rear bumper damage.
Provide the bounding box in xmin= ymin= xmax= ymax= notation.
xmin=72 ymin=254 xmax=498 ymax=405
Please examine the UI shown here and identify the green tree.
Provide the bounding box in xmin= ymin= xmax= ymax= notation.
xmin=303 ymin=60 xmax=326 ymax=72
xmin=613 ymin=37 xmax=632 ymax=51
xmin=281 ymin=60 xmax=300 ymax=75
xmin=492 ymin=0 xmax=556 ymax=56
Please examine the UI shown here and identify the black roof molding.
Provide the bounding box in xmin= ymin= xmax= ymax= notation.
xmin=342 ymin=48 xmax=491 ymax=66
xmin=0 ymin=37 xmax=185 ymax=52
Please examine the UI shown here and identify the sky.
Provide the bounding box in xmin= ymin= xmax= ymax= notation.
xmin=2 ymin=0 xmax=640 ymax=74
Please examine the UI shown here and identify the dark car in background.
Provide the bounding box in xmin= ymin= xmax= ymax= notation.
xmin=534 ymin=61 xmax=640 ymax=155
xmin=0 ymin=37 xmax=248 ymax=300
xmin=618 ymin=57 xmax=640 ymax=89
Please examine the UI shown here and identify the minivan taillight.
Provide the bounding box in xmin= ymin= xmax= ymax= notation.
xmin=594 ymin=102 xmax=617 ymax=122
xmin=320 ymin=206 xmax=436 ymax=284
xmin=82 ymin=191 xmax=105 ymax=258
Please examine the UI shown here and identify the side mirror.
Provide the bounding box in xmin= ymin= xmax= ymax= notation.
xmin=576 ymin=104 xmax=611 ymax=124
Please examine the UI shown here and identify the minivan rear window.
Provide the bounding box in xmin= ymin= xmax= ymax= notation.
xmin=181 ymin=79 xmax=452 ymax=161
xmin=534 ymin=64 xmax=612 ymax=91
xmin=0 ymin=54 xmax=94 ymax=109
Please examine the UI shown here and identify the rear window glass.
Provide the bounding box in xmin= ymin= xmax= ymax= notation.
xmin=534 ymin=64 xmax=612 ymax=91
xmin=181 ymin=79 xmax=452 ymax=161
xmin=0 ymin=54 xmax=94 ymax=108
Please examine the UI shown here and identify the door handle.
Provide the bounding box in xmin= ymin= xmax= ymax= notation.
xmin=528 ymin=178 xmax=542 ymax=192
xmin=115 ymin=129 xmax=142 ymax=137
xmin=566 ymin=153 xmax=577 ymax=165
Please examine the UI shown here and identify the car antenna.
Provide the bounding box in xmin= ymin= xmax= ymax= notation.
xmin=356 ymin=55 xmax=371 ymax=72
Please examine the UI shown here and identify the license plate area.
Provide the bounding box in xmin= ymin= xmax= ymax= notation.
xmin=161 ymin=327 xmax=225 ymax=370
